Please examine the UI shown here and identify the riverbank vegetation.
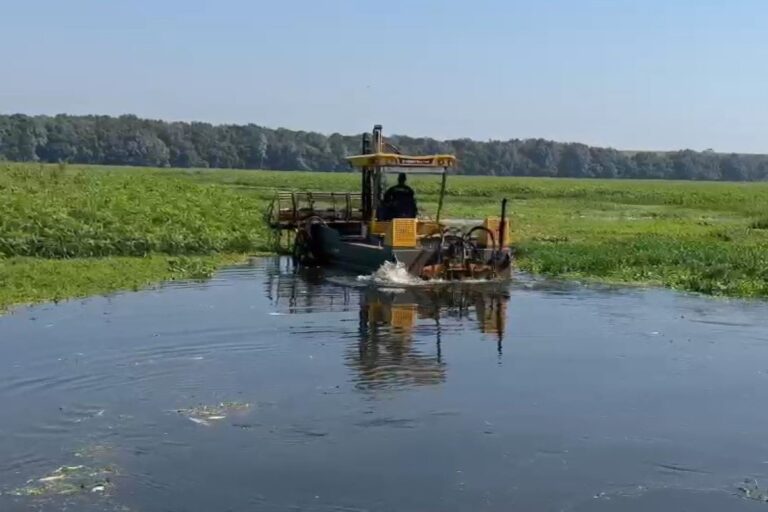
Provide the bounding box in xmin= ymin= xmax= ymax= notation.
xmin=186 ymin=168 xmax=768 ymax=297
xmin=2 ymin=162 xmax=768 ymax=310
xmin=0 ymin=164 xmax=266 ymax=310
xmin=0 ymin=254 xmax=248 ymax=311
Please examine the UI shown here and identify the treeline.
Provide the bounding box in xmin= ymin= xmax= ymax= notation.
xmin=1 ymin=113 xmax=767 ymax=181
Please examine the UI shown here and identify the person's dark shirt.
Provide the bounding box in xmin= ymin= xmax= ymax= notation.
xmin=383 ymin=183 xmax=417 ymax=218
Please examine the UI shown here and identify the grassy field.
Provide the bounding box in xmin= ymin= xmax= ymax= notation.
xmin=2 ymin=162 xmax=768 ymax=310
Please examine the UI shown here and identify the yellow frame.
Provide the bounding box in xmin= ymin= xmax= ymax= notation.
xmin=347 ymin=153 xmax=456 ymax=170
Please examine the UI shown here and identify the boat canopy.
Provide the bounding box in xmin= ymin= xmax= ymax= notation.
xmin=346 ymin=153 xmax=456 ymax=172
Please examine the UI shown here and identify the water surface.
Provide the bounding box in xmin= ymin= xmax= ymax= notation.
xmin=1 ymin=257 xmax=768 ymax=511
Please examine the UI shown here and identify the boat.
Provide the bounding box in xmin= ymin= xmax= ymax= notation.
xmin=268 ymin=125 xmax=512 ymax=280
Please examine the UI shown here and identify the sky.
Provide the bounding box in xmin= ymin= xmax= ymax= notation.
xmin=1 ymin=0 xmax=767 ymax=153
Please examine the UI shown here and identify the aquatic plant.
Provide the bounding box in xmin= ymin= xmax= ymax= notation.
xmin=176 ymin=401 xmax=251 ymax=426
xmin=3 ymin=162 xmax=768 ymax=308
xmin=0 ymin=164 xmax=269 ymax=258
xmin=739 ymin=479 xmax=768 ymax=502
xmin=8 ymin=465 xmax=116 ymax=497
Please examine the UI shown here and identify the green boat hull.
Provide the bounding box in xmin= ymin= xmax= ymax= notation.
xmin=310 ymin=224 xmax=511 ymax=279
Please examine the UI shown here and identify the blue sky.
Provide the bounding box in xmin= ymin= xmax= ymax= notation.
xmin=2 ymin=0 xmax=766 ymax=152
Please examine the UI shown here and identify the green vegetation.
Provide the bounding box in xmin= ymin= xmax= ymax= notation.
xmin=182 ymin=167 xmax=768 ymax=297
xmin=1 ymin=164 xmax=267 ymax=257
xmin=0 ymin=254 xmax=247 ymax=310
xmin=0 ymin=163 xmax=267 ymax=310
xmin=5 ymin=442 xmax=120 ymax=504
xmin=1 ymin=162 xmax=768 ymax=311
xmin=3 ymin=113 xmax=768 ymax=180
xmin=8 ymin=464 xmax=116 ymax=497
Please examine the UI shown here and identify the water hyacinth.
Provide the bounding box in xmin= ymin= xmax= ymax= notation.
xmin=2 ymin=163 xmax=768 ymax=309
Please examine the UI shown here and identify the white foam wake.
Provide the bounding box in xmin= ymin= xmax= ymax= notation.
xmin=357 ymin=261 xmax=508 ymax=287
xmin=357 ymin=261 xmax=424 ymax=286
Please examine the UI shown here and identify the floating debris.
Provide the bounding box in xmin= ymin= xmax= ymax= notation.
xmin=74 ymin=443 xmax=114 ymax=460
xmin=739 ymin=479 xmax=768 ymax=502
xmin=9 ymin=464 xmax=116 ymax=498
xmin=175 ymin=401 xmax=250 ymax=426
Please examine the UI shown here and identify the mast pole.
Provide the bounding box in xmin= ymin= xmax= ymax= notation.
xmin=436 ymin=169 xmax=448 ymax=224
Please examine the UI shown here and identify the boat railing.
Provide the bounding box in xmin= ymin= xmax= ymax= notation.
xmin=269 ymin=191 xmax=364 ymax=229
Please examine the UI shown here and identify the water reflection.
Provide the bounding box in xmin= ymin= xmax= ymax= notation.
xmin=265 ymin=258 xmax=355 ymax=314
xmin=354 ymin=285 xmax=509 ymax=389
xmin=264 ymin=259 xmax=510 ymax=389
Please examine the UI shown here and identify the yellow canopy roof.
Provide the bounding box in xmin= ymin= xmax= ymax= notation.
xmin=346 ymin=153 xmax=456 ymax=170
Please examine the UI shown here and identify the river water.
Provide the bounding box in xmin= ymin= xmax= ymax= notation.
xmin=2 ymin=257 xmax=768 ymax=511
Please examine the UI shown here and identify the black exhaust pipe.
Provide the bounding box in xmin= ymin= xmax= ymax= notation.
xmin=498 ymin=198 xmax=508 ymax=249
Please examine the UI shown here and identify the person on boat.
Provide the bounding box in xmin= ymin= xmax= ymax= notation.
xmin=381 ymin=172 xmax=417 ymax=219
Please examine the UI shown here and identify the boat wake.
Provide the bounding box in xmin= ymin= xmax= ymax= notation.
xmin=357 ymin=261 xmax=504 ymax=288
xmin=357 ymin=261 xmax=424 ymax=287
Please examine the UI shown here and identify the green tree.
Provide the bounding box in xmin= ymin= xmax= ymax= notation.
xmin=1 ymin=113 xmax=767 ymax=181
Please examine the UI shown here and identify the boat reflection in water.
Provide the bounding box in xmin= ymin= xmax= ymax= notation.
xmin=354 ymin=285 xmax=508 ymax=389
xmin=264 ymin=258 xmax=509 ymax=390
